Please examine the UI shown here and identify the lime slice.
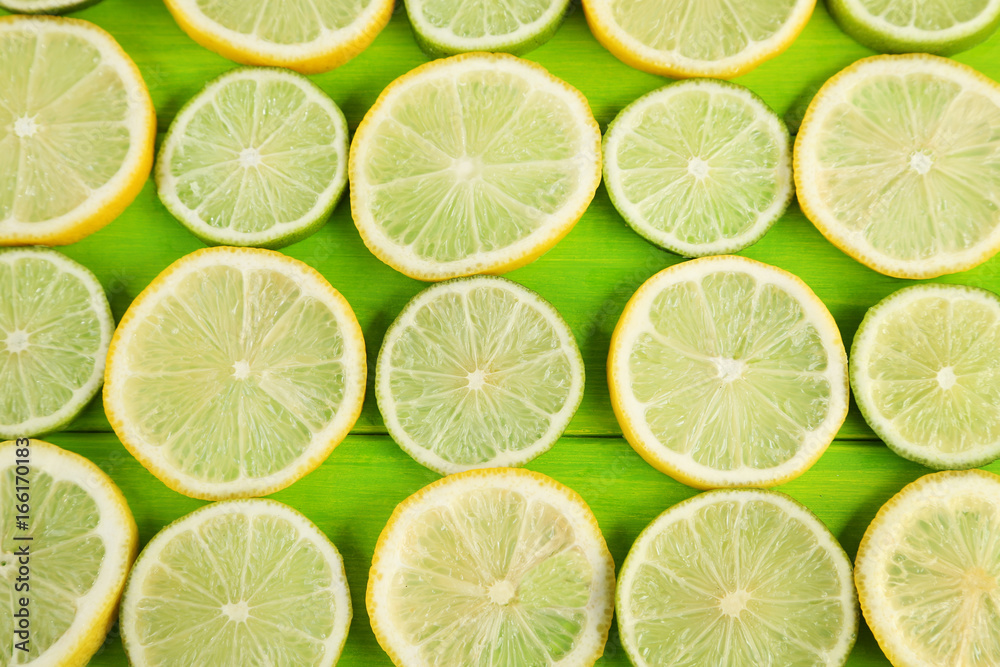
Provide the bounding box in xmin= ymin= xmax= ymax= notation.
xmin=0 ymin=0 xmax=102 ymax=14
xmin=0 ymin=248 xmax=113 ymax=439
xmin=582 ymin=0 xmax=817 ymax=78
xmin=376 ymin=275 xmax=584 ymax=474
xmin=795 ymin=54 xmax=1000 ymax=279
xmin=103 ymin=247 xmax=367 ymax=500
xmin=856 ymin=470 xmax=1000 ymax=667
xmin=617 ymin=489 xmax=858 ymax=666
xmin=603 ymin=79 xmax=793 ymax=257
xmin=404 ymin=0 xmax=570 ymax=56
xmin=368 ymin=468 xmax=615 ymax=667
xmin=350 ymin=53 xmax=602 ymax=281
xmin=852 ymin=284 xmax=1000 ymax=470
xmin=608 ymin=255 xmax=849 ymax=488
xmin=121 ymin=499 xmax=351 ymax=667
xmin=0 ymin=16 xmax=155 ymax=245
xmin=162 ymin=0 xmax=394 ymax=74
xmin=0 ymin=439 xmax=138 ymax=666
xmin=828 ymin=0 xmax=1000 ymax=55
xmin=156 ymin=67 xmax=349 ymax=249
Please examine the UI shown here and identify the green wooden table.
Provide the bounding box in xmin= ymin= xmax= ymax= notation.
xmin=5 ymin=1 xmax=1000 ymax=664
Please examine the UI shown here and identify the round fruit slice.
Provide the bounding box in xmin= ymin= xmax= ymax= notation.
xmin=828 ymin=0 xmax=1000 ymax=55
xmin=103 ymin=247 xmax=366 ymax=500
xmin=795 ymin=55 xmax=1000 ymax=279
xmin=350 ymin=53 xmax=602 ymax=281
xmin=582 ymin=0 xmax=817 ymax=78
xmin=376 ymin=275 xmax=584 ymax=474
xmin=0 ymin=0 xmax=102 ymax=14
xmin=0 ymin=248 xmax=113 ymax=439
xmin=0 ymin=16 xmax=155 ymax=245
xmin=121 ymin=499 xmax=351 ymax=667
xmin=608 ymin=255 xmax=849 ymax=489
xmin=852 ymin=284 xmax=1000 ymax=470
xmin=0 ymin=439 xmax=138 ymax=667
xmin=368 ymin=468 xmax=615 ymax=667
xmin=856 ymin=470 xmax=1000 ymax=667
xmin=404 ymin=0 xmax=570 ymax=56
xmin=618 ymin=489 xmax=858 ymax=666
xmin=156 ymin=67 xmax=349 ymax=249
xmin=162 ymin=0 xmax=394 ymax=74
xmin=603 ymin=79 xmax=793 ymax=257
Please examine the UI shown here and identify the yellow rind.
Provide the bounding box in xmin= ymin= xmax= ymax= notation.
xmin=367 ymin=467 xmax=616 ymax=667
xmin=103 ymin=246 xmax=367 ymax=501
xmin=794 ymin=54 xmax=1000 ymax=279
xmin=0 ymin=16 xmax=155 ymax=246
xmin=0 ymin=439 xmax=138 ymax=667
xmin=607 ymin=255 xmax=849 ymax=489
xmin=349 ymin=52 xmax=602 ymax=282
xmin=162 ymin=0 xmax=394 ymax=74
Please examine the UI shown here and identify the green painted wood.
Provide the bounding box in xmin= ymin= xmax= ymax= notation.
xmin=4 ymin=0 xmax=1000 ymax=664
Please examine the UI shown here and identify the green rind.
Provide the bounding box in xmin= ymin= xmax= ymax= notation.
xmin=404 ymin=0 xmax=571 ymax=57
xmin=616 ymin=487 xmax=859 ymax=667
xmin=602 ymin=78 xmax=794 ymax=258
xmin=374 ymin=274 xmax=585 ymax=475
xmin=119 ymin=498 xmax=352 ymax=666
xmin=0 ymin=0 xmax=102 ymax=15
xmin=850 ymin=283 xmax=1000 ymax=470
xmin=154 ymin=66 xmax=349 ymax=250
xmin=0 ymin=246 xmax=112 ymax=440
xmin=826 ymin=0 xmax=1000 ymax=55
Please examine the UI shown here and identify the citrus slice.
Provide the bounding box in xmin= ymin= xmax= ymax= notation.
xmin=376 ymin=275 xmax=584 ymax=474
xmin=368 ymin=468 xmax=615 ymax=667
xmin=350 ymin=53 xmax=602 ymax=281
xmin=828 ymin=0 xmax=1000 ymax=55
xmin=0 ymin=248 xmax=113 ymax=439
xmin=608 ymin=255 xmax=849 ymax=489
xmin=0 ymin=16 xmax=155 ymax=246
xmin=0 ymin=439 xmax=138 ymax=667
xmin=103 ymin=247 xmax=366 ymax=500
xmin=162 ymin=0 xmax=394 ymax=74
xmin=120 ymin=499 xmax=351 ymax=666
xmin=618 ymin=489 xmax=858 ymax=666
xmin=582 ymin=0 xmax=817 ymax=78
xmin=603 ymin=79 xmax=793 ymax=257
xmin=156 ymin=67 xmax=349 ymax=249
xmin=0 ymin=0 xmax=102 ymax=14
xmin=404 ymin=0 xmax=570 ymax=56
xmin=851 ymin=284 xmax=1000 ymax=470
xmin=795 ymin=54 xmax=1000 ymax=279
xmin=856 ymin=470 xmax=1000 ymax=667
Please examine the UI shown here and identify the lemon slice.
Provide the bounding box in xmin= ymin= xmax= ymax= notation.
xmin=828 ymin=0 xmax=1000 ymax=55
xmin=368 ymin=468 xmax=615 ymax=666
xmin=120 ymin=499 xmax=351 ymax=666
xmin=608 ymin=256 xmax=849 ymax=489
xmin=0 ymin=439 xmax=138 ymax=667
xmin=376 ymin=275 xmax=584 ymax=474
xmin=350 ymin=53 xmax=602 ymax=281
xmin=795 ymin=54 xmax=1000 ymax=279
xmin=617 ymin=489 xmax=858 ymax=666
xmin=162 ymin=0 xmax=394 ymax=74
xmin=103 ymin=247 xmax=367 ymax=500
xmin=0 ymin=0 xmax=102 ymax=13
xmin=1 ymin=248 xmax=113 ymax=439
xmin=156 ymin=67 xmax=349 ymax=249
xmin=856 ymin=470 xmax=1000 ymax=667
xmin=404 ymin=0 xmax=571 ymax=56
xmin=852 ymin=284 xmax=1000 ymax=470
xmin=603 ymin=79 xmax=793 ymax=257
xmin=0 ymin=16 xmax=155 ymax=246
xmin=581 ymin=0 xmax=817 ymax=78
